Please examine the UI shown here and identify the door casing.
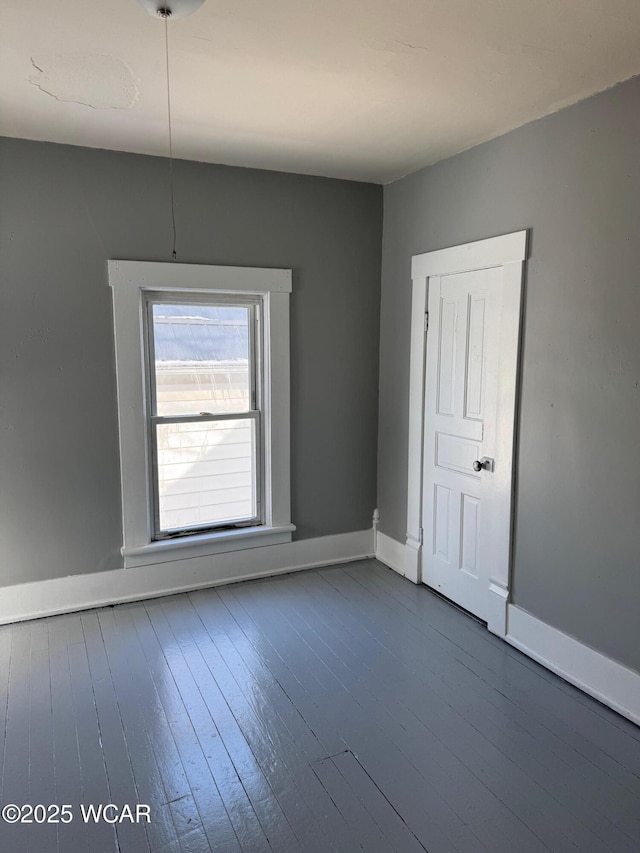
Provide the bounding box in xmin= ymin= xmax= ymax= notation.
xmin=406 ymin=231 xmax=527 ymax=636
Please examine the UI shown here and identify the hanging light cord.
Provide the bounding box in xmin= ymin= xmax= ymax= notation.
xmin=163 ymin=11 xmax=178 ymax=260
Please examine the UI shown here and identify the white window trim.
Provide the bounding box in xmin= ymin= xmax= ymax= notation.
xmin=108 ymin=260 xmax=294 ymax=569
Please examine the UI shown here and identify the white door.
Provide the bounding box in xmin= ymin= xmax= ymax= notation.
xmin=421 ymin=267 xmax=502 ymax=621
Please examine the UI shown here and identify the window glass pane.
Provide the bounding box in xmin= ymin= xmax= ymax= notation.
xmin=152 ymin=303 xmax=250 ymax=416
xmin=156 ymin=418 xmax=256 ymax=533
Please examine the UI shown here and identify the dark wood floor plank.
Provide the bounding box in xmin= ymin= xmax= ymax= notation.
xmin=358 ymin=564 xmax=640 ymax=808
xmin=189 ymin=589 xmax=330 ymax=764
xmin=0 ymin=561 xmax=638 ymax=853
xmin=248 ymin=573 xmax=552 ymax=853
xmin=181 ymin=590 xmax=361 ymax=853
xmin=79 ymin=612 xmax=153 ymax=853
xmin=0 ymin=627 xmax=13 ymax=809
xmin=69 ymin=614 xmax=136 ymax=853
xmin=223 ymin=579 xmax=483 ymax=853
xmin=340 ymin=563 xmax=640 ymax=841
xmin=212 ymin=587 xmax=349 ymax=759
xmin=109 ymin=603 xmax=231 ymax=853
xmin=311 ymin=753 xmax=392 ymax=853
xmin=362 ymin=560 xmax=640 ymax=768
xmin=123 ymin=600 xmax=252 ymax=853
xmin=27 ymin=620 xmax=57 ymax=853
xmin=215 ymin=581 xmax=443 ymax=851
xmin=0 ymin=628 xmax=11 ymax=757
xmin=329 ymin=748 xmax=428 ymax=853
xmin=191 ymin=588 xmax=378 ymax=853
xmin=202 ymin=587 xmax=404 ymax=853
xmin=295 ymin=572 xmax=581 ymax=846
xmin=365 ymin=560 xmax=640 ymax=775
xmin=318 ymin=566 xmax=637 ymax=850
xmin=48 ymin=616 xmax=92 ymax=853
xmin=168 ymin=601 xmax=329 ymax=851
xmin=190 ymin=591 xmax=424 ymax=853
xmin=143 ymin=598 xmax=288 ymax=853
xmin=158 ymin=596 xmax=354 ymax=851
xmin=0 ymin=622 xmax=32 ymax=853
xmin=95 ymin=607 xmax=198 ymax=853
xmin=292 ymin=570 xmax=604 ymax=852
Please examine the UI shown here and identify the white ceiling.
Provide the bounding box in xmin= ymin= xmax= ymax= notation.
xmin=2 ymin=0 xmax=640 ymax=183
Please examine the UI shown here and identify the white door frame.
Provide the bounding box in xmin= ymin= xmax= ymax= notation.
xmin=406 ymin=230 xmax=527 ymax=636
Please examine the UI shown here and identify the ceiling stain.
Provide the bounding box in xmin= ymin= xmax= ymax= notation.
xmin=29 ymin=54 xmax=139 ymax=110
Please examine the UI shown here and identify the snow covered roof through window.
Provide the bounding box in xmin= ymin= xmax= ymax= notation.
xmin=152 ymin=304 xmax=249 ymax=363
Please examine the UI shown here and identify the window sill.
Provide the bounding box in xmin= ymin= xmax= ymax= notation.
xmin=121 ymin=524 xmax=296 ymax=568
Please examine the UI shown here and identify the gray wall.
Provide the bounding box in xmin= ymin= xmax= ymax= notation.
xmin=379 ymin=75 xmax=640 ymax=673
xmin=0 ymin=138 xmax=382 ymax=587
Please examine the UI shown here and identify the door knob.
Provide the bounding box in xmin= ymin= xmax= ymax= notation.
xmin=473 ymin=457 xmax=495 ymax=473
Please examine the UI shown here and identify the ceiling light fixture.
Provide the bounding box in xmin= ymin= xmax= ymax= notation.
xmin=136 ymin=0 xmax=207 ymax=259
xmin=137 ymin=0 xmax=206 ymax=20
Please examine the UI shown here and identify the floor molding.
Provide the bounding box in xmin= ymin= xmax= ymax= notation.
xmin=375 ymin=530 xmax=420 ymax=584
xmin=0 ymin=528 xmax=374 ymax=626
xmin=506 ymin=605 xmax=640 ymax=726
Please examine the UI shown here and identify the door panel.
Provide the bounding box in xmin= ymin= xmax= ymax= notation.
xmin=435 ymin=432 xmax=482 ymax=477
xmin=437 ymin=297 xmax=457 ymax=415
xmin=460 ymin=494 xmax=480 ymax=578
xmin=464 ymin=294 xmax=487 ymax=420
xmin=422 ymin=268 xmax=501 ymax=621
xmin=433 ymin=484 xmax=453 ymax=562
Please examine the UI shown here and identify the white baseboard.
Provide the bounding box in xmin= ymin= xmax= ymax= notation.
xmin=506 ymin=605 xmax=640 ymax=726
xmin=0 ymin=529 xmax=374 ymax=626
xmin=376 ymin=531 xmax=420 ymax=584
xmin=374 ymin=531 xmax=640 ymax=726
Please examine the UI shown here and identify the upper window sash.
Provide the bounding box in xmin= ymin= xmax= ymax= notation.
xmin=143 ymin=292 xmax=262 ymax=420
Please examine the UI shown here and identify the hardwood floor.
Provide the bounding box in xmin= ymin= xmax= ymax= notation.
xmin=0 ymin=559 xmax=639 ymax=852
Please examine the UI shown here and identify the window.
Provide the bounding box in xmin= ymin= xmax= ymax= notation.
xmin=147 ymin=296 xmax=262 ymax=537
xmin=108 ymin=261 xmax=294 ymax=568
